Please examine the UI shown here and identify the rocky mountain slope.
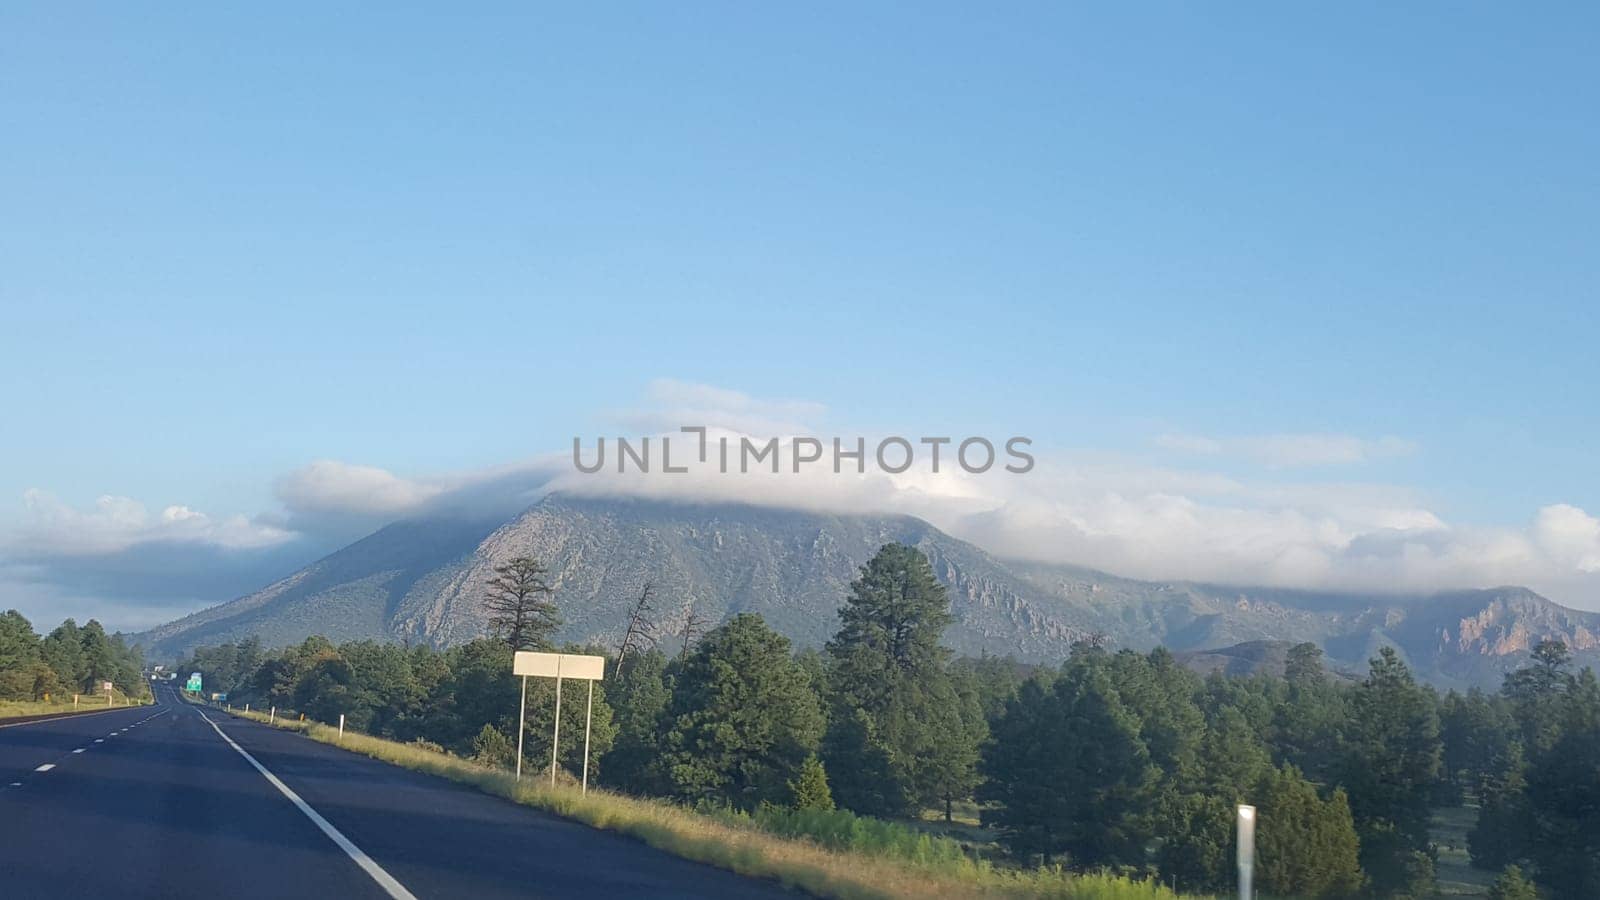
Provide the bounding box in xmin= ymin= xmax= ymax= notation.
xmin=136 ymin=494 xmax=1600 ymax=686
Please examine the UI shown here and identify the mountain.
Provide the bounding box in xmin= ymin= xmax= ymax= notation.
xmin=135 ymin=494 xmax=1600 ymax=686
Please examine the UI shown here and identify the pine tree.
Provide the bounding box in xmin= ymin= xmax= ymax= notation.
xmin=824 ymin=543 xmax=979 ymax=818
xmin=1255 ymin=765 xmax=1365 ymax=899
xmin=788 ymin=754 xmax=834 ymax=811
xmin=1469 ymin=742 xmax=1530 ymax=870
xmin=1341 ymin=648 xmax=1441 ymax=897
xmin=1504 ymin=640 xmax=1574 ymax=754
xmin=827 ymin=542 xmax=951 ymax=684
xmin=1521 ymin=676 xmax=1600 ymax=898
xmin=483 ymin=557 xmax=560 ymax=651
xmin=0 ymin=610 xmax=40 ymax=699
xmin=1158 ymin=705 xmax=1273 ymax=890
xmin=980 ymin=662 xmax=1157 ymax=868
xmin=602 ymin=648 xmax=672 ymax=794
xmin=40 ymin=619 xmax=87 ymax=693
xmin=1486 ymin=865 xmax=1539 ymax=900
xmin=659 ymin=614 xmax=824 ymax=809
xmin=471 ymin=724 xmax=516 ymax=769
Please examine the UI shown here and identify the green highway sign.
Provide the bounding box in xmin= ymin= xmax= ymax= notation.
xmin=186 ymin=672 xmax=202 ymax=693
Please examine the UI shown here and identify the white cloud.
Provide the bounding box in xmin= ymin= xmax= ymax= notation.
xmin=1157 ymin=432 xmax=1418 ymax=468
xmin=13 ymin=489 xmax=291 ymax=557
xmin=275 ymin=460 xmax=450 ymax=518
xmin=6 ymin=380 xmax=1600 ymax=631
xmin=1532 ymin=504 xmax=1600 ymax=573
xmin=256 ymin=387 xmax=1597 ymax=609
xmin=271 ymin=457 xmax=564 ymax=539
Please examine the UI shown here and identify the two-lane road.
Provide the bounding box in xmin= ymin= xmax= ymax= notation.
xmin=0 ymin=686 xmax=800 ymax=899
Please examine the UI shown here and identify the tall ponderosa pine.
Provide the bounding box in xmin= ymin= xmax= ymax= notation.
xmin=0 ymin=610 xmax=41 ymax=699
xmin=1341 ymin=647 xmax=1441 ymax=898
xmin=828 ymin=542 xmax=951 ymax=684
xmin=483 ymin=557 xmax=560 ymax=651
xmin=40 ymin=619 xmax=87 ymax=692
xmin=659 ymin=614 xmax=824 ymax=809
xmin=1158 ymin=704 xmax=1272 ymax=890
xmin=824 ymin=543 xmax=981 ymax=818
xmin=602 ymin=648 xmax=673 ymax=795
xmin=1520 ymin=666 xmax=1600 ymax=897
xmin=1504 ymin=639 xmax=1574 ymax=755
xmin=1469 ymin=741 xmax=1530 ymax=870
xmin=979 ymin=659 xmax=1157 ymax=867
xmin=1255 ymin=765 xmax=1365 ymax=899
xmin=1438 ymin=687 xmax=1516 ymax=802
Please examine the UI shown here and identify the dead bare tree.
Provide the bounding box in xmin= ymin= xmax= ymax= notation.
xmin=483 ymin=557 xmax=560 ymax=651
xmin=615 ymin=582 xmax=658 ymax=676
xmin=678 ymin=598 xmax=709 ymax=658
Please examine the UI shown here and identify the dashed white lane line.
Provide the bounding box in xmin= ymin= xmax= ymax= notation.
xmin=94 ymin=739 xmax=104 ymax=743
xmin=34 ymin=764 xmax=54 ymax=772
xmin=72 ymin=748 xmax=85 ymax=754
xmin=196 ymin=710 xmax=418 ymax=900
xmin=7 ymin=782 xmax=19 ymax=787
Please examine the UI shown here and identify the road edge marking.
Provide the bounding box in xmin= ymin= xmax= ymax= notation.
xmin=197 ymin=710 xmax=418 ymax=900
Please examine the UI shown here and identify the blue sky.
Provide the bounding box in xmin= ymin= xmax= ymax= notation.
xmin=3 ymin=4 xmax=1598 ymax=629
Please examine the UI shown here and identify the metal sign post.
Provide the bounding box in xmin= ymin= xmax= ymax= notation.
xmin=1237 ymin=804 xmax=1256 ymax=900
xmin=550 ymin=656 xmax=563 ymax=788
xmin=512 ymin=651 xmax=605 ymax=794
xmin=515 ymin=675 xmax=528 ymax=781
xmin=582 ymin=680 xmax=594 ymax=793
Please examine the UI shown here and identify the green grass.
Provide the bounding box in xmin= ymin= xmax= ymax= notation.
xmin=208 ymin=701 xmax=1193 ymax=900
xmin=0 ymin=691 xmax=150 ymax=720
xmin=1432 ymin=803 xmax=1493 ymax=896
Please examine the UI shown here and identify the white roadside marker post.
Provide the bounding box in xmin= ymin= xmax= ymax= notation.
xmin=339 ymin=714 xmax=345 ymax=741
xmin=1237 ymin=804 xmax=1256 ymax=900
xmin=270 ymin=706 xmax=276 ymax=724
xmin=73 ymin=694 xmax=79 ymax=709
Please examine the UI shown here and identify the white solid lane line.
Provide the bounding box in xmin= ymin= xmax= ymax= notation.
xmin=34 ymin=764 xmax=54 ymax=772
xmin=196 ymin=710 xmax=418 ymax=900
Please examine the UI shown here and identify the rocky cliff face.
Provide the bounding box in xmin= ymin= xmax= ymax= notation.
xmin=136 ymin=494 xmax=1600 ymax=686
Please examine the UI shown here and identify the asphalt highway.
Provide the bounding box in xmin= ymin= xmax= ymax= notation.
xmin=0 ymin=684 xmax=801 ymax=899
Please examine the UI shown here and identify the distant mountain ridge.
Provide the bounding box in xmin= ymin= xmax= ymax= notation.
xmin=136 ymin=494 xmax=1600 ymax=686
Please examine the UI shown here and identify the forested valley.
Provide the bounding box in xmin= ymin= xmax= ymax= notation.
xmin=164 ymin=544 xmax=1597 ymax=899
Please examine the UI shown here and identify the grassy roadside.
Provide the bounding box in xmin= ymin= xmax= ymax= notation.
xmin=206 ymin=702 xmax=1189 ymax=900
xmin=0 ymin=692 xmax=151 ymax=720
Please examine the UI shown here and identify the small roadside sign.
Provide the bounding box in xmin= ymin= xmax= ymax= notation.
xmin=510 ymin=652 xmax=606 ymax=793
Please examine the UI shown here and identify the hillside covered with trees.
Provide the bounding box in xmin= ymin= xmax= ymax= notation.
xmin=168 ymin=544 xmax=1600 ymax=899
xmin=0 ymin=611 xmax=148 ymax=702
